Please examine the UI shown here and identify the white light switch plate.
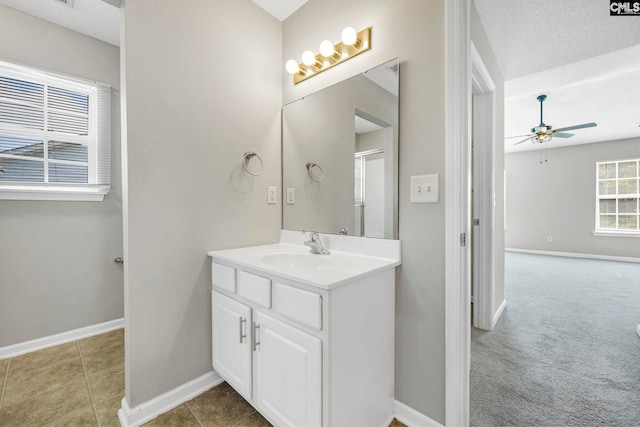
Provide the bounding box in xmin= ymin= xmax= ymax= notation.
xmin=267 ymin=186 xmax=277 ymax=204
xmin=286 ymin=187 xmax=295 ymax=204
xmin=410 ymin=174 xmax=439 ymax=203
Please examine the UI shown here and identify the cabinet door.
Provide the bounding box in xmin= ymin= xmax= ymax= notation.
xmin=255 ymin=312 xmax=322 ymax=427
xmin=212 ymin=291 xmax=252 ymax=399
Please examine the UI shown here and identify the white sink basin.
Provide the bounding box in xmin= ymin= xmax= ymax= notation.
xmin=208 ymin=232 xmax=401 ymax=289
xmin=261 ymin=252 xmax=332 ymax=270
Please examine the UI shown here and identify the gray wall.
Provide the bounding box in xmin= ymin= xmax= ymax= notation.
xmin=506 ymin=138 xmax=640 ymax=258
xmin=122 ymin=0 xmax=282 ymax=407
xmin=284 ymin=0 xmax=447 ymax=421
xmin=471 ymin=4 xmax=506 ymax=316
xmin=357 ymin=129 xmax=385 ymax=152
xmin=0 ymin=6 xmax=123 ymax=347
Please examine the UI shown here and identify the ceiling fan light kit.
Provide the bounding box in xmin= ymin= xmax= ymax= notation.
xmin=506 ymin=94 xmax=597 ymax=146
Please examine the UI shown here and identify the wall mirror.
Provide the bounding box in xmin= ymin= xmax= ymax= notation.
xmin=282 ymin=58 xmax=399 ymax=239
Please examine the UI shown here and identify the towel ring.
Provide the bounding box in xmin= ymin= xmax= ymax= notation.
xmin=243 ymin=152 xmax=263 ymax=176
xmin=306 ymin=162 xmax=324 ymax=183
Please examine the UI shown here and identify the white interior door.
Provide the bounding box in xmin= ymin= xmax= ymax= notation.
xmin=471 ymin=42 xmax=496 ymax=331
xmin=255 ymin=312 xmax=322 ymax=427
xmin=212 ymin=291 xmax=252 ymax=399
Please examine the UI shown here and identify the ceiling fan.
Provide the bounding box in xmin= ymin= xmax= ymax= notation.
xmin=506 ymin=94 xmax=597 ymax=145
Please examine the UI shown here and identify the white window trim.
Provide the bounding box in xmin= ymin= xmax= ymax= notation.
xmin=0 ymin=183 xmax=110 ymax=201
xmin=0 ymin=60 xmax=110 ymax=201
xmin=594 ymin=158 xmax=639 ymax=235
xmin=592 ymin=230 xmax=640 ymax=238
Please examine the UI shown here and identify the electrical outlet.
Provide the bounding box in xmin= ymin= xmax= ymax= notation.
xmin=547 ymin=236 xmax=553 ymax=243
xmin=267 ymin=186 xmax=277 ymax=204
xmin=286 ymin=187 xmax=295 ymax=204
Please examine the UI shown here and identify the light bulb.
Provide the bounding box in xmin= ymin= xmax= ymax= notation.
xmin=285 ymin=59 xmax=300 ymax=75
xmin=301 ymin=50 xmax=317 ymax=67
xmin=319 ymin=40 xmax=336 ymax=58
xmin=341 ymin=26 xmax=358 ymax=45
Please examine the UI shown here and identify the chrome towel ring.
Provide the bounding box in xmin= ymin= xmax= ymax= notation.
xmin=243 ymin=151 xmax=264 ymax=176
xmin=306 ymin=162 xmax=324 ymax=183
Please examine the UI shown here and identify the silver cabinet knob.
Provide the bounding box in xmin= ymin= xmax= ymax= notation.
xmin=114 ymin=257 xmax=124 ymax=264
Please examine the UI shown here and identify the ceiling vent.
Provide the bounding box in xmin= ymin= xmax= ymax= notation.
xmin=53 ymin=0 xmax=75 ymax=8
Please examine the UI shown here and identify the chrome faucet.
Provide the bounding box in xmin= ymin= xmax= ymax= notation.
xmin=304 ymin=232 xmax=330 ymax=255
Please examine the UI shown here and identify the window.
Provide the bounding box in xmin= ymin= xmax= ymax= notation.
xmin=0 ymin=61 xmax=111 ymax=201
xmin=596 ymin=158 xmax=640 ymax=234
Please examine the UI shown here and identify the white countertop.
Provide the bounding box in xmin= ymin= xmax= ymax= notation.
xmin=208 ymin=231 xmax=401 ymax=290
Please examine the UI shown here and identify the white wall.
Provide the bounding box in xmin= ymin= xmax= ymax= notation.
xmin=506 ymin=138 xmax=640 ymax=258
xmin=122 ymin=0 xmax=282 ymax=407
xmin=0 ymin=5 xmax=123 ymax=347
xmin=284 ymin=0 xmax=446 ymax=421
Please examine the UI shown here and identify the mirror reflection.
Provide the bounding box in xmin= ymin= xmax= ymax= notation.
xmin=282 ymin=58 xmax=399 ymax=239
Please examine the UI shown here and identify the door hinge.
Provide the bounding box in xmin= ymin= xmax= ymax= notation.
xmin=460 ymin=232 xmax=467 ymax=247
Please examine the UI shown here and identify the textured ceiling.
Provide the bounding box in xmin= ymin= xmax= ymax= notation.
xmin=0 ymin=0 xmax=119 ymax=46
xmin=473 ymin=0 xmax=640 ymax=80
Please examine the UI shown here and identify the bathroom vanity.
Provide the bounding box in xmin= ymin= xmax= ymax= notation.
xmin=208 ymin=230 xmax=400 ymax=427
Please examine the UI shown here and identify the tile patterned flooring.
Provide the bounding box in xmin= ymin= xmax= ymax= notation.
xmin=0 ymin=329 xmax=406 ymax=426
xmin=0 ymin=329 xmax=124 ymax=426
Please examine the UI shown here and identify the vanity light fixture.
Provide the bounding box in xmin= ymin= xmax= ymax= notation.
xmin=319 ymin=40 xmax=341 ymax=59
xmin=286 ymin=59 xmax=305 ymax=76
xmin=285 ymin=26 xmax=371 ymax=85
xmin=341 ymin=27 xmax=359 ymax=47
xmin=302 ymin=50 xmax=322 ymax=68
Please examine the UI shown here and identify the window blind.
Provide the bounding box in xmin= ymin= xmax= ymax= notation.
xmin=0 ymin=61 xmax=110 ymax=188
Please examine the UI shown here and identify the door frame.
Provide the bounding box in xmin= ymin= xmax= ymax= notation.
xmin=471 ymin=42 xmax=497 ymax=331
xmin=444 ymin=0 xmax=471 ymax=425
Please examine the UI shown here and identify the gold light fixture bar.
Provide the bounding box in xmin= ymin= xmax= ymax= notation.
xmin=291 ymin=27 xmax=371 ymax=85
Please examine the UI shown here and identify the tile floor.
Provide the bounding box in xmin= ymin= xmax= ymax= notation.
xmin=0 ymin=329 xmax=407 ymax=426
xmin=0 ymin=329 xmax=124 ymax=426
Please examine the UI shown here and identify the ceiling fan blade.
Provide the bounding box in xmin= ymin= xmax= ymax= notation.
xmin=553 ymin=132 xmax=575 ymax=138
xmin=513 ymin=136 xmax=532 ymax=145
xmin=505 ymin=133 xmax=534 ymax=140
xmin=553 ymin=122 xmax=597 ymax=133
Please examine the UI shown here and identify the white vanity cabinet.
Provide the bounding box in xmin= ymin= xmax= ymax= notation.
xmin=212 ymin=288 xmax=322 ymax=427
xmin=209 ymin=232 xmax=400 ymax=427
xmin=211 ymin=291 xmax=252 ymax=400
xmin=254 ymin=311 xmax=322 ymax=427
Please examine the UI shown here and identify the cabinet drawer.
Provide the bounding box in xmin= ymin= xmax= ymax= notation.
xmin=212 ymin=262 xmax=236 ymax=293
xmin=273 ymin=282 xmax=322 ymax=330
xmin=237 ymin=271 xmax=271 ymax=308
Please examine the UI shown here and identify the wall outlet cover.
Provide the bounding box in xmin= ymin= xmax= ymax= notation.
xmin=286 ymin=187 xmax=295 ymax=204
xmin=410 ymin=174 xmax=439 ymax=203
xmin=267 ymin=186 xmax=277 ymax=204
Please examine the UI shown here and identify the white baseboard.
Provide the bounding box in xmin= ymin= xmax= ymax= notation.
xmin=0 ymin=318 xmax=124 ymax=359
xmin=118 ymin=370 xmax=223 ymax=427
xmin=492 ymin=299 xmax=507 ymax=329
xmin=394 ymin=400 xmax=444 ymax=427
xmin=506 ymin=248 xmax=640 ymax=264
